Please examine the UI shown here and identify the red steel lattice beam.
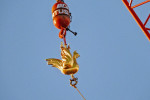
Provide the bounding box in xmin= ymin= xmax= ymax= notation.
xmin=122 ymin=0 xmax=150 ymax=41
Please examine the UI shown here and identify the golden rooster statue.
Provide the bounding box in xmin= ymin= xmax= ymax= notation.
xmin=46 ymin=42 xmax=80 ymax=75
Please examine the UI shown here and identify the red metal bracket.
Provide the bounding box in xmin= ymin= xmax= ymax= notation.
xmin=122 ymin=0 xmax=150 ymax=41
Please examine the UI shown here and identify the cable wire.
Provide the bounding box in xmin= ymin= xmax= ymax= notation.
xmin=74 ymin=86 xmax=86 ymax=100
xmin=70 ymin=75 xmax=86 ymax=100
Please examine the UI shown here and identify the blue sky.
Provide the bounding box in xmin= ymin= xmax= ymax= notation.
xmin=0 ymin=0 xmax=150 ymax=100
